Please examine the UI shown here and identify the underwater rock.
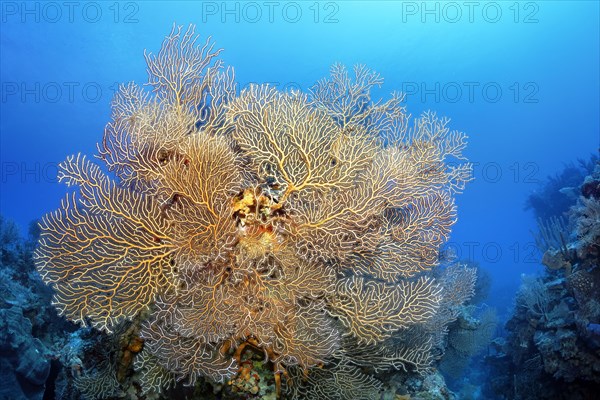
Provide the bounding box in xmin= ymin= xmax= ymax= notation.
xmin=0 ymin=216 xmax=79 ymax=400
xmin=415 ymin=371 xmax=455 ymax=400
xmin=587 ymin=323 xmax=600 ymax=335
xmin=541 ymin=249 xmax=572 ymax=274
xmin=545 ymin=300 xmax=575 ymax=328
xmin=581 ymin=166 xmax=600 ymax=199
xmin=0 ymin=306 xmax=51 ymax=400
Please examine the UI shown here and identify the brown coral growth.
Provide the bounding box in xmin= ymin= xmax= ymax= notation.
xmin=35 ymin=24 xmax=475 ymax=397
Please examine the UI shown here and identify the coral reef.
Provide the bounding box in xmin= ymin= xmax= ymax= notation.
xmin=30 ymin=25 xmax=477 ymax=399
xmin=0 ymin=305 xmax=51 ymax=400
xmin=486 ymin=158 xmax=600 ymax=399
xmin=0 ymin=217 xmax=78 ymax=400
xmin=525 ymin=155 xmax=597 ymax=221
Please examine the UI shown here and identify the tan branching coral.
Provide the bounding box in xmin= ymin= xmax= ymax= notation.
xmin=336 ymin=328 xmax=436 ymax=374
xmin=35 ymin=155 xmax=175 ymax=331
xmin=332 ymin=263 xmax=477 ymax=377
xmin=133 ymin=349 xmax=176 ymax=396
xmin=74 ymin=362 xmax=123 ymax=400
xmin=35 ymin=24 xmax=474 ymax=397
xmin=330 ymin=276 xmax=442 ymax=344
xmin=141 ymin=313 xmax=237 ymax=385
xmin=286 ymin=361 xmax=383 ymax=400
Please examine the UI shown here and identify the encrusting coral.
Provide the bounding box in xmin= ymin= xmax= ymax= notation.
xmin=34 ymin=25 xmax=475 ymax=398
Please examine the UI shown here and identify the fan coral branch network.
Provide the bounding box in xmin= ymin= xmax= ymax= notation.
xmin=34 ymin=24 xmax=476 ymax=398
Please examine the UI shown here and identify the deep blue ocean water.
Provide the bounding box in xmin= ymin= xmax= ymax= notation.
xmin=0 ymin=3 xmax=598 ymax=398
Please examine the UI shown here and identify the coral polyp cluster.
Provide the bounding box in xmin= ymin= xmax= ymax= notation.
xmin=34 ymin=25 xmax=476 ymax=398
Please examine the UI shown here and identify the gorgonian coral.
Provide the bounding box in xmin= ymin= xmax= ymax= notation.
xmin=35 ymin=25 xmax=475 ymax=397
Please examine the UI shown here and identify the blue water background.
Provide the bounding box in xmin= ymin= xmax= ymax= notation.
xmin=1 ymin=1 xmax=599 ymax=319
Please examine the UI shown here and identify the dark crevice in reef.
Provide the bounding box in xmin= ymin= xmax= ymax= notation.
xmin=43 ymin=359 xmax=61 ymax=400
